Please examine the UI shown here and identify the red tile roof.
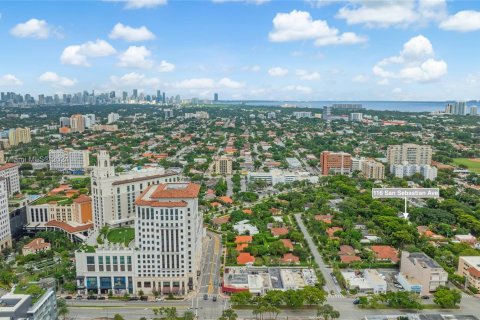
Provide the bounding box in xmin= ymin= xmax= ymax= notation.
xmin=237 ymin=252 xmax=255 ymax=265
xmin=327 ymin=227 xmax=343 ymax=238
xmin=280 ymin=239 xmax=294 ymax=250
xmin=212 ymin=215 xmax=230 ymax=225
xmin=371 ymin=245 xmax=399 ymax=263
xmin=314 ymin=215 xmax=333 ymax=224
xmin=270 ymin=227 xmax=289 ymax=237
xmin=73 ymin=194 xmax=91 ymax=204
xmin=0 ymin=163 xmax=18 ymax=171
xmin=339 ymin=245 xmax=355 ymax=256
xmin=45 ymin=220 xmax=93 ymax=233
xmin=23 ymin=238 xmax=50 ymax=251
xmin=150 ymin=183 xmax=200 ymax=199
xmin=281 ymin=253 xmax=300 ymax=263
xmin=235 ymin=235 xmax=253 ymax=244
xmin=236 ymin=243 xmax=249 ymax=252
xmin=219 ymin=196 xmax=233 ymax=204
xmin=243 ymin=209 xmax=253 ymax=215
xmin=340 ymin=255 xmax=361 ymax=263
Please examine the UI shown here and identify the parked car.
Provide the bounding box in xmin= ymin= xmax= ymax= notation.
xmin=203 ymin=294 xmax=208 ymax=300
xmin=87 ymin=296 xmax=97 ymax=300
xmin=98 ymin=296 xmax=106 ymax=300
xmin=353 ymin=298 xmax=360 ymax=305
xmin=65 ymin=296 xmax=72 ymax=300
xmin=421 ymin=295 xmax=430 ymax=300
xmin=212 ymin=296 xmax=217 ymax=302
xmin=129 ymin=297 xmax=139 ymax=301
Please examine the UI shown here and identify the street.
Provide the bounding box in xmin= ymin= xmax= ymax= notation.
xmin=294 ymin=213 xmax=342 ymax=296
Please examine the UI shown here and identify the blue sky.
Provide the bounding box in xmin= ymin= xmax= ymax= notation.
xmin=1 ymin=0 xmax=480 ymax=101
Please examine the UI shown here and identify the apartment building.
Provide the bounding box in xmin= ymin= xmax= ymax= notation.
xmin=457 ymin=256 xmax=480 ymax=291
xmin=352 ymin=158 xmax=385 ymax=180
xmin=213 ymin=156 xmax=233 ymax=175
xmin=8 ymin=127 xmax=31 ymax=146
xmin=91 ymin=151 xmax=180 ymax=229
xmin=248 ymin=169 xmax=319 ymax=185
xmin=0 ymin=178 xmax=11 ymax=250
xmin=320 ymin=151 xmax=352 ymax=176
xmin=107 ymin=112 xmax=120 ymax=124
xmin=0 ymin=163 xmax=20 ymax=196
xmin=49 ymin=148 xmax=90 ymax=173
xmin=386 ymin=144 xmax=432 ymax=165
xmin=70 ymin=114 xmax=85 ymax=133
xmin=398 ymin=251 xmax=448 ymax=295
xmin=391 ymin=163 xmax=438 ymax=180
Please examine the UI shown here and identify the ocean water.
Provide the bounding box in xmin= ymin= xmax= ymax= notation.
xmin=223 ymin=100 xmax=479 ymax=112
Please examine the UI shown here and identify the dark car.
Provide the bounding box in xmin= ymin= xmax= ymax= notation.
xmin=353 ymin=298 xmax=360 ymax=305
xmin=212 ymin=296 xmax=217 ymax=302
xmin=98 ymin=296 xmax=106 ymax=300
xmin=203 ymin=294 xmax=208 ymax=300
xmin=421 ymin=295 xmax=430 ymax=300
xmin=65 ymin=296 xmax=72 ymax=300
xmin=87 ymin=296 xmax=97 ymax=300
xmin=129 ymin=297 xmax=140 ymax=301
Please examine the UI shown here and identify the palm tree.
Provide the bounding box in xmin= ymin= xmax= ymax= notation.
xmin=57 ymin=298 xmax=69 ymax=320
xmin=265 ymin=305 xmax=281 ymax=320
xmin=165 ymin=307 xmax=178 ymax=320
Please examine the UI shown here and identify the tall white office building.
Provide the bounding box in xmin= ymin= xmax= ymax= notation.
xmin=91 ymin=151 xmax=181 ymax=229
xmin=83 ymin=114 xmax=96 ymax=128
xmin=470 ymin=106 xmax=478 ymax=116
xmin=0 ymin=178 xmax=11 ymax=250
xmin=49 ymin=148 xmax=90 ymax=173
xmin=134 ymin=182 xmax=202 ymax=293
xmin=350 ymin=113 xmax=363 ymax=122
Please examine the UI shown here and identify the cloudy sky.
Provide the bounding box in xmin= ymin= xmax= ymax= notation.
xmin=1 ymin=0 xmax=480 ymax=101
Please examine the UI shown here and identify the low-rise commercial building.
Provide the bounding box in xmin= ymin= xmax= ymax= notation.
xmin=0 ymin=286 xmax=56 ymax=320
xmin=342 ymin=269 xmax=387 ymax=294
xmin=391 ymin=163 xmax=438 ymax=180
xmin=247 ymin=169 xmax=318 ymax=185
xmin=398 ymin=251 xmax=448 ymax=295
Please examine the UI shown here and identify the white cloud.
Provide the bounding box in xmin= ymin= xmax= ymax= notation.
xmin=392 ymin=87 xmax=402 ymax=94
xmin=158 ymin=60 xmax=175 ymax=72
xmin=336 ymin=0 xmax=446 ymax=28
xmin=173 ymin=77 xmax=244 ymax=90
xmin=378 ymin=78 xmax=390 ymax=86
xmin=296 ymin=69 xmax=321 ymax=80
xmin=175 ymin=78 xmax=215 ymax=89
xmin=269 ymin=10 xmax=366 ymax=46
xmin=243 ymin=65 xmax=261 ymax=72
xmin=61 ymin=40 xmax=116 ymax=67
xmin=218 ymin=77 xmax=245 ymax=89
xmin=38 ymin=72 xmax=76 ymax=87
xmin=268 ymin=67 xmax=289 ymax=77
xmin=0 ymin=74 xmax=23 ymax=86
xmin=109 ymin=23 xmax=156 ymax=41
xmin=123 ymin=0 xmax=167 ymax=9
xmin=118 ymin=46 xmax=154 ymax=68
xmin=373 ymin=35 xmax=447 ymax=83
xmin=440 ymin=10 xmax=480 ymax=32
xmin=285 ymin=85 xmax=313 ymax=94
xmin=110 ymin=72 xmax=160 ymax=88
xmin=10 ymin=18 xmax=55 ymax=39
xmin=352 ymin=74 xmax=369 ymax=83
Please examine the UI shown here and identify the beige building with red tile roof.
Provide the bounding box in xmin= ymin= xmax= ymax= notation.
xmin=22 ymin=238 xmax=51 ymax=255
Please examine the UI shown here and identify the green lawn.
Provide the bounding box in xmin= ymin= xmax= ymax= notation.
xmin=453 ymin=158 xmax=480 ymax=173
xmin=107 ymin=227 xmax=135 ymax=246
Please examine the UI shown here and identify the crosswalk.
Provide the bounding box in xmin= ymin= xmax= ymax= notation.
xmin=328 ymin=293 xmax=346 ymax=299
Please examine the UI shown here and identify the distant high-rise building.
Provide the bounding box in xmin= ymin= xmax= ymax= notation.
xmin=133 ymin=89 xmax=138 ymax=99
xmin=320 ymin=151 xmax=352 ymax=176
xmin=448 ymin=101 xmax=467 ymax=115
xmin=0 ymin=163 xmax=20 ymax=196
xmin=470 ymin=106 xmax=478 ymax=116
xmin=122 ymin=91 xmax=128 ymax=101
xmin=164 ymin=109 xmax=174 ymax=119
xmin=162 ymin=92 xmax=166 ymax=103
xmin=213 ymin=156 xmax=233 ymax=175
xmin=214 ymin=93 xmax=218 ymax=102
xmin=49 ymin=148 xmax=90 ymax=173
xmin=83 ymin=114 xmax=96 ymax=128
xmin=350 ymin=113 xmax=363 ymax=122
xmin=59 ymin=117 xmax=70 ymax=127
xmin=323 ymin=106 xmax=332 ymax=119
xmin=110 ymin=91 xmax=116 ymax=99
xmin=8 ymin=127 xmax=31 ymax=146
xmin=386 ymin=144 xmax=432 ymax=165
xmin=108 ymin=112 xmax=120 ymax=124
xmin=445 ymin=103 xmax=454 ymax=114
xmin=70 ymin=114 xmax=85 ymax=133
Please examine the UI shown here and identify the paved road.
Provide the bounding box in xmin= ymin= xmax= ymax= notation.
xmin=294 ymin=213 xmax=341 ymax=295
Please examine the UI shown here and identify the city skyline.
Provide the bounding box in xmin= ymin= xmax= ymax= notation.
xmin=1 ymin=0 xmax=480 ymax=101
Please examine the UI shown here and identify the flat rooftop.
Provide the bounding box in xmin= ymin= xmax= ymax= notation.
xmin=408 ymin=252 xmax=442 ymax=268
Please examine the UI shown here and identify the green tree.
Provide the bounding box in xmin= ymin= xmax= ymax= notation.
xmin=282 ymin=289 xmax=304 ymax=309
xmin=231 ymin=291 xmax=252 ymax=306
xmin=218 ymin=308 xmax=238 ymax=320
xmin=317 ymin=304 xmax=340 ymax=320
xmin=433 ymin=286 xmax=462 ymax=308
xmin=113 ymin=314 xmax=125 ymax=320
xmin=302 ymin=286 xmax=326 ymax=306
xmin=183 ymin=310 xmax=195 ymax=320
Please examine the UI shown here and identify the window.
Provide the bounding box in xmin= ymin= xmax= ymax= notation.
xmin=87 ymin=256 xmax=95 ymax=264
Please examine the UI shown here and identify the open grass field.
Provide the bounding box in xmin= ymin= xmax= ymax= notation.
xmin=107 ymin=227 xmax=135 ymax=246
xmin=453 ymin=158 xmax=480 ymax=173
